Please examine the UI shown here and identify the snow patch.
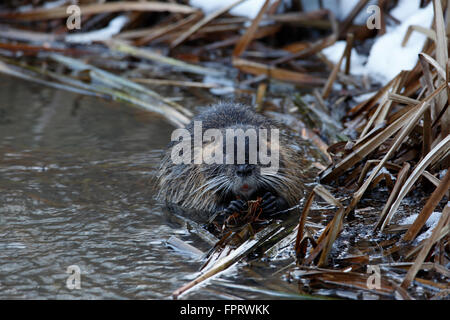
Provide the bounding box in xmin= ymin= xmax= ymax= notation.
xmin=203 ymin=75 xmax=235 ymax=95
xmin=321 ymin=41 xmax=367 ymax=75
xmin=321 ymin=0 xmax=434 ymax=84
xmin=365 ymin=1 xmax=433 ymax=84
xmin=353 ymin=91 xmax=376 ymax=103
xmin=190 ymin=0 xmax=278 ymax=19
xmin=399 ymin=213 xmax=418 ymax=225
xmin=301 ymin=0 xmax=378 ymax=24
xmin=66 ymin=15 xmax=129 ymax=44
xmin=425 ymin=211 xmax=442 ymax=228
xmin=191 ymin=0 xmax=435 ymax=85
xmin=399 ymin=211 xmax=443 ymax=243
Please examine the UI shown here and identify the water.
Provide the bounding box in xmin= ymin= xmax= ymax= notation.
xmin=2 ymin=76 xmax=420 ymax=300
xmin=0 ymin=76 xmax=204 ymax=299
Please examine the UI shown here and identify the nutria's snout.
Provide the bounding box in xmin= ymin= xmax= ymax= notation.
xmin=231 ymin=164 xmax=259 ymax=199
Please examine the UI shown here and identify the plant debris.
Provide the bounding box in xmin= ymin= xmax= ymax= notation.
xmin=0 ymin=0 xmax=448 ymax=300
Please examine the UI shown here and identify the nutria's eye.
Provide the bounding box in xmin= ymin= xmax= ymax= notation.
xmin=236 ymin=164 xmax=253 ymax=177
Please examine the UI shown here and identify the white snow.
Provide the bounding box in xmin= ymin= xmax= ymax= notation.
xmin=399 ymin=211 xmax=443 ymax=243
xmin=66 ymin=15 xmax=129 ymax=44
xmin=416 ymin=211 xmax=443 ymax=242
xmin=190 ymin=0 xmax=377 ymax=22
xmin=191 ymin=0 xmax=435 ymax=85
xmin=399 ymin=211 xmax=442 ymax=226
xmin=190 ymin=0 xmax=277 ymax=19
xmin=203 ymin=74 xmax=235 ymax=95
xmin=353 ymin=91 xmax=376 ymax=103
xmin=43 ymin=0 xmax=69 ymax=9
xmin=425 ymin=211 xmax=443 ymax=228
xmin=364 ymin=166 xmax=396 ymax=182
xmin=301 ymin=0 xmax=378 ymax=24
xmin=321 ymin=40 xmax=368 ymax=75
xmin=320 ymin=0 xmax=434 ymax=84
xmin=205 ymin=0 xmax=434 ymax=85
xmin=390 ymin=0 xmax=423 ymax=21
xmin=399 ymin=213 xmax=419 ymax=225
xmin=364 ymin=0 xmax=433 ymax=84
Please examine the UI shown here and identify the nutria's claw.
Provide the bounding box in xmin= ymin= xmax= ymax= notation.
xmin=261 ymin=192 xmax=278 ymax=214
xmin=224 ymin=199 xmax=248 ymax=215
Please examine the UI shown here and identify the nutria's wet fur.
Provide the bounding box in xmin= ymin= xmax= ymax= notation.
xmin=156 ymin=102 xmax=310 ymax=219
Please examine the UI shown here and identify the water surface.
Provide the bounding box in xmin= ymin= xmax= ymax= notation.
xmin=0 ymin=76 xmax=207 ymax=299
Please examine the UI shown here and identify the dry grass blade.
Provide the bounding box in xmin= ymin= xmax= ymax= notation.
xmin=167 ymin=236 xmax=204 ymax=259
xmin=0 ymin=26 xmax=57 ymax=42
xmin=233 ymin=0 xmax=271 ymax=57
xmin=358 ymin=72 xmax=404 ymax=139
xmin=347 ymin=76 xmax=396 ymax=117
xmin=422 ymin=170 xmax=442 ymax=188
xmin=402 ymin=25 xmax=436 ymax=47
xmin=317 ymin=206 xmax=344 ymax=267
xmin=419 ymin=54 xmax=434 ymax=155
xmin=356 ymin=160 xmax=402 ymax=186
xmin=233 ymin=58 xmax=326 ymax=86
xmin=321 ymin=102 xmax=421 ymax=183
xmin=344 ymin=83 xmax=447 ymax=216
xmin=430 ymin=1 xmax=448 ymax=137
xmin=0 ymin=1 xmax=197 ymax=21
xmin=305 ymin=270 xmax=397 ymax=295
xmin=172 ymin=222 xmax=282 ymax=299
xmin=135 ymin=12 xmax=202 ymax=45
xmin=0 ymin=59 xmax=104 ymax=98
xmin=132 ymin=78 xmax=228 ymax=89
xmin=0 ymin=42 xmax=85 ymax=55
xmin=264 ymin=10 xmax=330 ymax=27
xmin=380 ymin=134 xmax=450 ymax=231
xmin=313 ymin=185 xmax=343 ymax=208
xmin=403 ymin=169 xmax=450 ymax=241
xmin=295 ymin=190 xmax=315 ymax=257
xmin=376 ymin=72 xmax=407 ymax=125
xmin=373 ymin=163 xmax=410 ymax=231
xmin=338 ymin=0 xmax=370 ymax=37
xmin=322 ymin=33 xmax=354 ymax=99
xmin=171 ymin=0 xmax=246 ymax=48
xmin=106 ymin=39 xmax=223 ymax=77
xmin=419 ymin=53 xmax=446 ymax=80
xmin=401 ymin=204 xmax=450 ymax=289
xmin=295 ymin=185 xmax=344 ymax=266
xmin=255 ymin=83 xmax=267 ymax=112
xmin=50 ymin=54 xmax=191 ymax=127
xmin=388 ymin=93 xmax=420 ymax=106
xmin=273 ymin=34 xmax=337 ymax=66
xmin=270 ymin=10 xmax=338 ymax=66
xmin=433 ymin=0 xmax=448 ymax=69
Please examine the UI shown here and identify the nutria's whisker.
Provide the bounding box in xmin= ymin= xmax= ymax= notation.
xmin=191 ymin=176 xmax=227 ymax=194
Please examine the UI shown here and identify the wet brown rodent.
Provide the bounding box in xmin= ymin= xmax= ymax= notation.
xmin=156 ymin=102 xmax=310 ymax=220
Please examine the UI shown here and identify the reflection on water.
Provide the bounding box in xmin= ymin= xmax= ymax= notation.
xmin=0 ymin=76 xmax=204 ymax=299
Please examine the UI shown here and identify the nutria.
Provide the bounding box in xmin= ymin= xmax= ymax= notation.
xmin=156 ymin=102 xmax=310 ymax=220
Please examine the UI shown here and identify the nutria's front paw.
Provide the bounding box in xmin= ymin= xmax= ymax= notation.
xmin=261 ymin=192 xmax=278 ymax=214
xmin=224 ymin=199 xmax=248 ymax=215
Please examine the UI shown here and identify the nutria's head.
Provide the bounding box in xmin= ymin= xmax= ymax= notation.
xmin=156 ymin=102 xmax=309 ymax=215
xmin=198 ymin=126 xmax=277 ymax=200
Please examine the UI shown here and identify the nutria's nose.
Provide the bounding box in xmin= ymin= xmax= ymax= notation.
xmin=236 ymin=164 xmax=252 ymax=177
